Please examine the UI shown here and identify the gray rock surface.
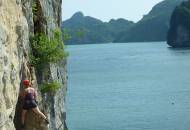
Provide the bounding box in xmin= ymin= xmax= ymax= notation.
xmin=0 ymin=0 xmax=67 ymax=130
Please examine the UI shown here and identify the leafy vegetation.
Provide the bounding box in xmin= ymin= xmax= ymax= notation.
xmin=62 ymin=28 xmax=71 ymax=41
xmin=32 ymin=0 xmax=38 ymax=22
xmin=29 ymin=29 xmax=68 ymax=69
xmin=31 ymin=1 xmax=67 ymax=94
xmin=39 ymin=81 xmax=61 ymax=94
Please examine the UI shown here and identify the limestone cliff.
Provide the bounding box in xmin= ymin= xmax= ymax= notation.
xmin=0 ymin=0 xmax=67 ymax=130
xmin=167 ymin=0 xmax=190 ymax=47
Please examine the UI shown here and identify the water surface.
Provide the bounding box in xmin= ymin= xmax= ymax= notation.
xmin=66 ymin=42 xmax=190 ymax=130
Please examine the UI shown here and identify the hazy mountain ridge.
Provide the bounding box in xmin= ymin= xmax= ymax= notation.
xmin=62 ymin=0 xmax=184 ymax=44
xmin=114 ymin=0 xmax=184 ymax=43
xmin=62 ymin=12 xmax=134 ymax=44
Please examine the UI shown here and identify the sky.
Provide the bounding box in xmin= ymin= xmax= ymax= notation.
xmin=62 ymin=0 xmax=164 ymax=22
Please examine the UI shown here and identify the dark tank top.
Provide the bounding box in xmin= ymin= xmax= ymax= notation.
xmin=25 ymin=92 xmax=34 ymax=100
xmin=23 ymin=88 xmax=37 ymax=110
xmin=24 ymin=89 xmax=35 ymax=101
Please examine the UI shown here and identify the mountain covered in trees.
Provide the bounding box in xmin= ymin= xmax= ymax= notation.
xmin=167 ymin=0 xmax=190 ymax=47
xmin=114 ymin=0 xmax=184 ymax=43
xmin=62 ymin=12 xmax=134 ymax=44
xmin=62 ymin=0 xmax=184 ymax=44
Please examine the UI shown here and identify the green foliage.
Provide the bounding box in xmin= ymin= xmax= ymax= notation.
xmin=62 ymin=28 xmax=71 ymax=41
xmin=32 ymin=0 xmax=38 ymax=21
xmin=39 ymin=81 xmax=61 ymax=94
xmin=30 ymin=29 xmax=68 ymax=68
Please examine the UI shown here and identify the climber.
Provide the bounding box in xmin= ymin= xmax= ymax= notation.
xmin=20 ymin=79 xmax=49 ymax=128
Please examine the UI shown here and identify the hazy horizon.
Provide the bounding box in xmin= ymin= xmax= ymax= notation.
xmin=62 ymin=0 xmax=164 ymax=22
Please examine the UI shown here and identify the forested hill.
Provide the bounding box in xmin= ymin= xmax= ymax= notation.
xmin=114 ymin=0 xmax=184 ymax=43
xmin=62 ymin=12 xmax=134 ymax=45
xmin=167 ymin=0 xmax=190 ymax=47
xmin=62 ymin=0 xmax=184 ymax=45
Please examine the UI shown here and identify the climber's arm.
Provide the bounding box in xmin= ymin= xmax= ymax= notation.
xmin=19 ymin=91 xmax=25 ymax=99
xmin=34 ymin=90 xmax=37 ymax=99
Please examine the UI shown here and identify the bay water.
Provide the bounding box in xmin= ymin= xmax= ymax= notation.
xmin=66 ymin=42 xmax=190 ymax=130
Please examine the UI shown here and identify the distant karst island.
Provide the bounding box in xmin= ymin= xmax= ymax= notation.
xmin=167 ymin=0 xmax=190 ymax=47
xmin=62 ymin=12 xmax=134 ymax=45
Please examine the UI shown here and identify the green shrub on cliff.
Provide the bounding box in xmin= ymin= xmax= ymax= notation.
xmin=39 ymin=81 xmax=61 ymax=94
xmin=30 ymin=29 xmax=68 ymax=68
xmin=32 ymin=0 xmax=38 ymax=22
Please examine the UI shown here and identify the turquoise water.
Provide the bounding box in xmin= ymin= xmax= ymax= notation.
xmin=66 ymin=42 xmax=190 ymax=130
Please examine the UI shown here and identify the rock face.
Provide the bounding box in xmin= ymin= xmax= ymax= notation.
xmin=0 ymin=0 xmax=67 ymax=130
xmin=167 ymin=0 xmax=190 ymax=47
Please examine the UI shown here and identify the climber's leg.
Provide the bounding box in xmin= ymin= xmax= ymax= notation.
xmin=21 ymin=109 xmax=27 ymax=125
xmin=32 ymin=107 xmax=46 ymax=119
xmin=32 ymin=107 xmax=49 ymax=124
